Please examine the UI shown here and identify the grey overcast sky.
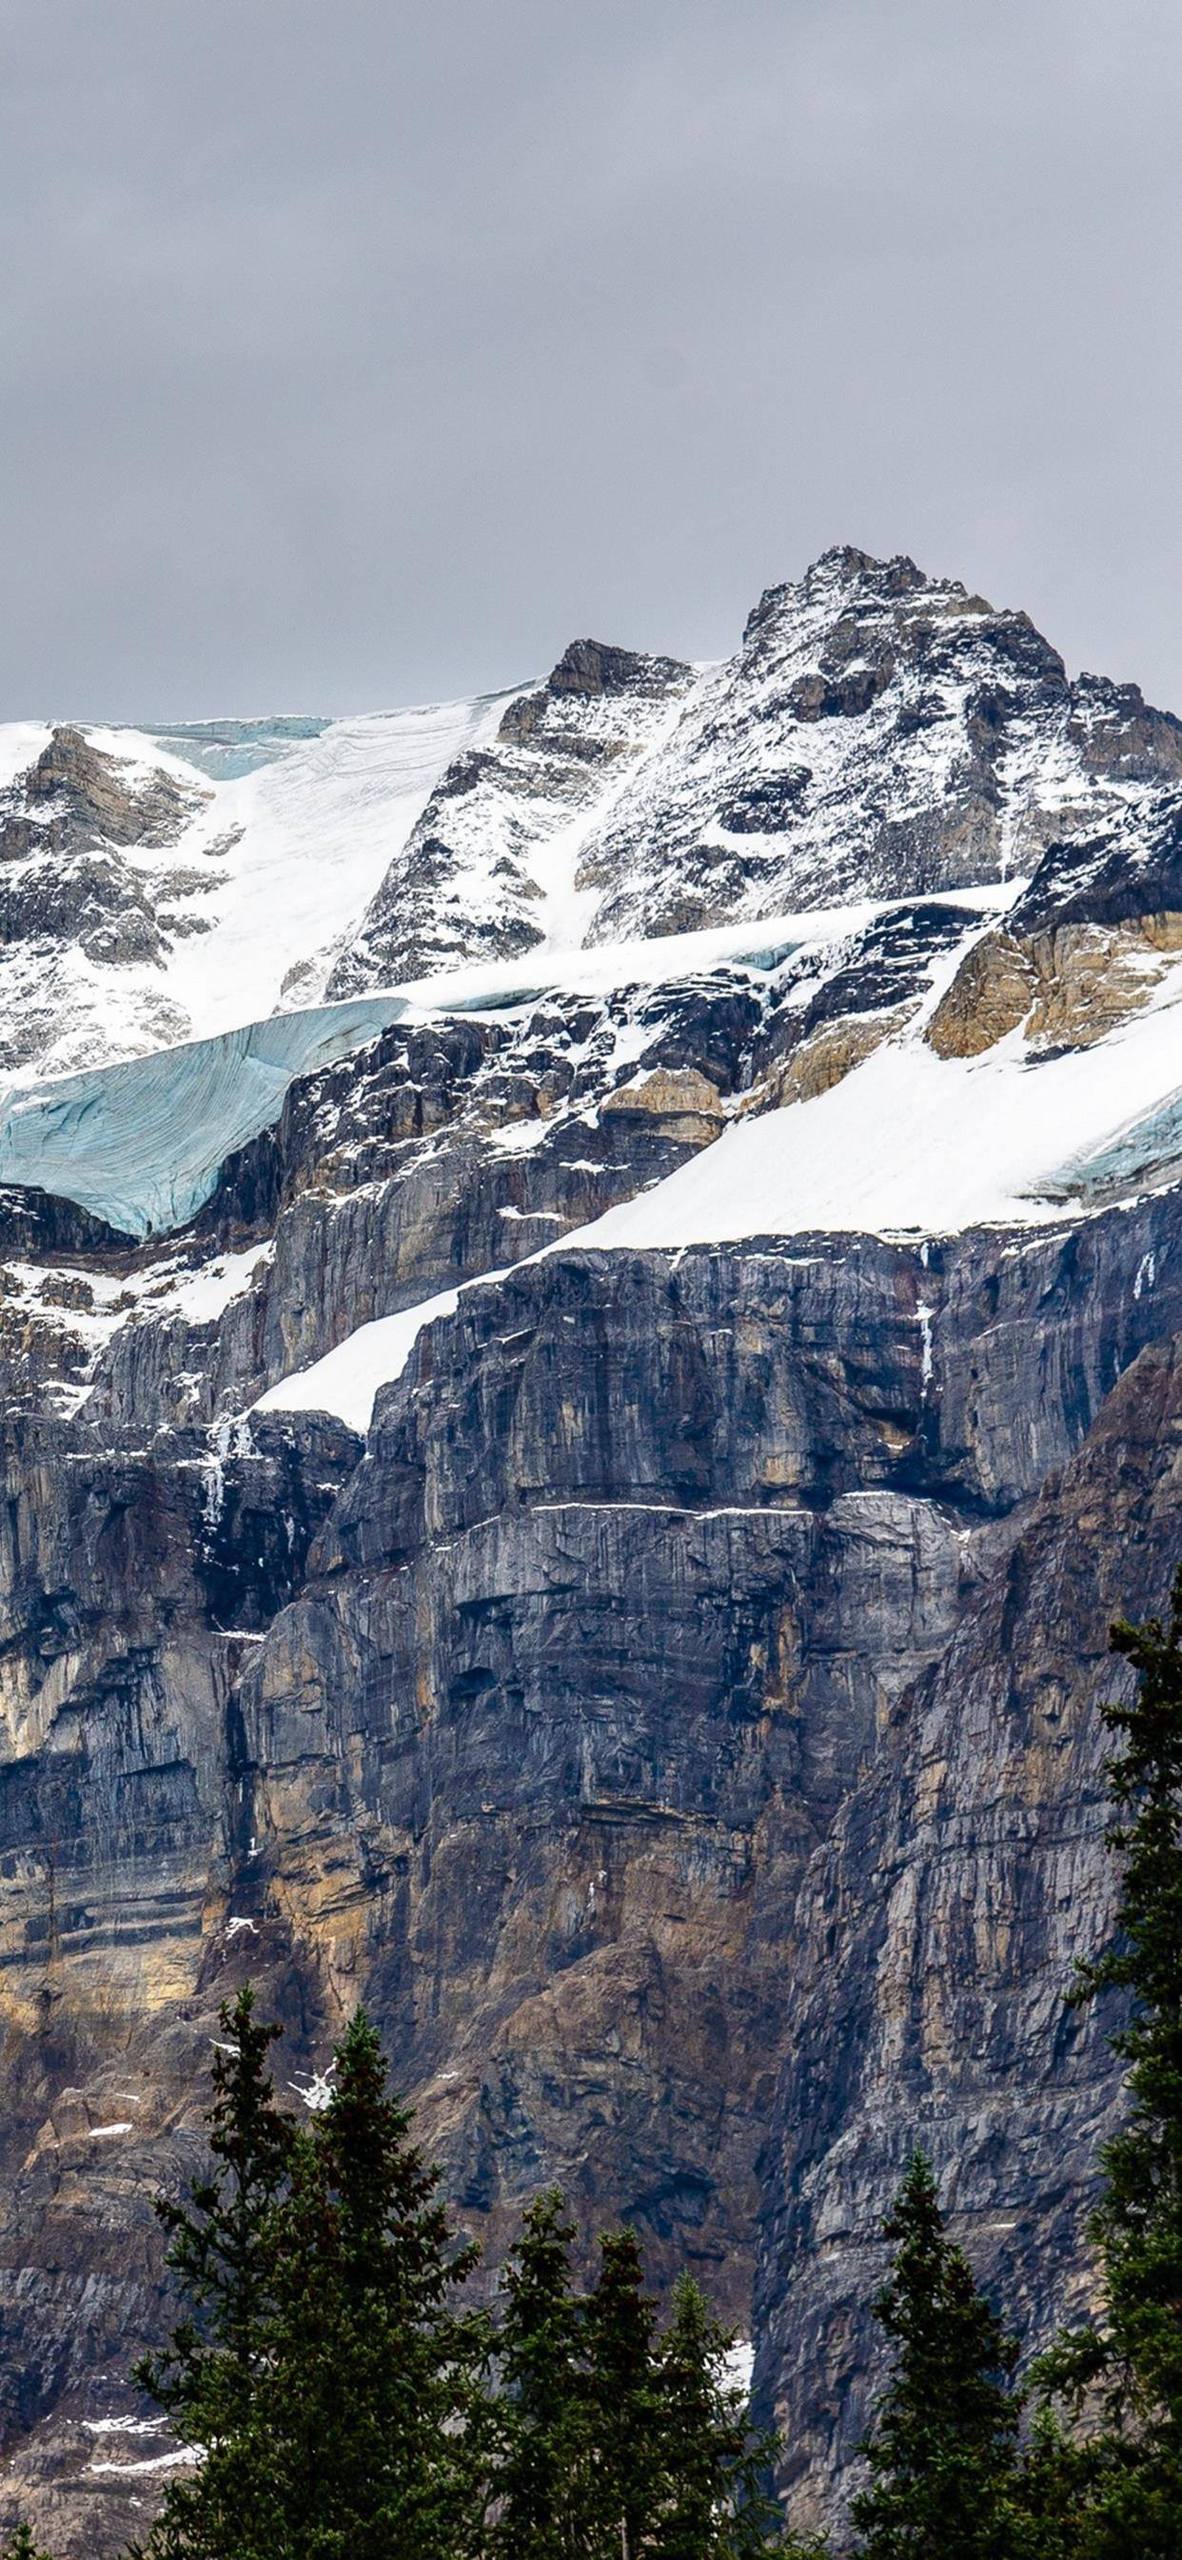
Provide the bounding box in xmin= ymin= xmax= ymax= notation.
xmin=2 ymin=0 xmax=1180 ymax=721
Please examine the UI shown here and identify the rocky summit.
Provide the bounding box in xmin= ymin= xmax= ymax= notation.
xmin=0 ymin=548 xmax=1182 ymax=2547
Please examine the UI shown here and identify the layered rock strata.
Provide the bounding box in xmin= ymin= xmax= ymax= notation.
xmin=1 ymin=547 xmax=1182 ymax=2557
xmin=757 ymin=1317 xmax=1182 ymax=2535
xmin=0 ymin=1173 xmax=1179 ymax=2549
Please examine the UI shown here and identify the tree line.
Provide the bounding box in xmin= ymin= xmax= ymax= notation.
xmin=6 ymin=1569 xmax=1182 ymax=2558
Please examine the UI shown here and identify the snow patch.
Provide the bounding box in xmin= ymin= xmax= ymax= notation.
xmin=89 ymin=2446 xmax=196 ymax=2477
xmin=291 ymin=2065 xmax=336 ymax=2113
xmin=85 ymin=2417 xmax=168 ymax=2438
xmin=720 ymin=2339 xmax=755 ymax=2397
xmin=254 ymin=1271 xmax=510 ymax=1436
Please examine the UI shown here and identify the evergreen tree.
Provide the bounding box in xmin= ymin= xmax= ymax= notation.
xmin=1010 ymin=2409 xmax=1096 ymax=2560
xmin=2 ymin=2528 xmax=56 ymax=2560
xmin=490 ymin=2187 xmax=591 ymax=2560
xmin=651 ymin=2274 xmax=787 ymax=2560
xmin=134 ymin=1984 xmax=296 ymax=2560
xmin=584 ymin=2226 xmax=663 ymax=2560
xmin=852 ymin=2150 xmax=1025 ymax=2560
xmin=260 ymin=2007 xmax=488 ymax=2560
xmin=1035 ymin=1566 xmax=1182 ymax=2554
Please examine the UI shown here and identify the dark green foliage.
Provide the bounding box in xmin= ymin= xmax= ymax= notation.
xmin=651 ymin=2274 xmax=786 ymax=2560
xmin=259 ymin=2008 xmax=488 ymax=2559
xmin=585 ymin=2227 xmax=663 ymax=2559
xmin=490 ymin=2188 xmax=590 ymax=2560
xmin=852 ymin=2149 xmax=1025 ymax=2560
xmin=128 ymin=1995 xmax=794 ymax=2557
xmin=133 ymin=1984 xmax=294 ymax=2559
xmin=1035 ymin=1566 xmax=1182 ymax=2553
xmin=1010 ymin=2410 xmax=1097 ymax=2560
xmin=2 ymin=2527 xmax=56 ymax=2560
xmin=488 ymin=2209 xmax=786 ymax=2560
xmin=136 ymin=2001 xmax=487 ymax=2560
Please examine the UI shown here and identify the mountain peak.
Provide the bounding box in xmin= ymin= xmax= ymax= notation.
xmin=806 ymin=540 xmax=927 ymax=590
xmin=543 ymin=636 xmax=691 ymax=700
xmin=744 ymin=546 xmax=980 ymax=648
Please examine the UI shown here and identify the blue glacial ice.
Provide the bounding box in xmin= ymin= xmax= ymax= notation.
xmin=0 ymin=993 xmax=412 ymax=1238
xmin=142 ymin=714 xmax=334 ymax=780
xmin=1037 ymin=1083 xmax=1182 ymax=1206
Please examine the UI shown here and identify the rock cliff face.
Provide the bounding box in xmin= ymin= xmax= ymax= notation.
xmin=1 ymin=551 xmax=1182 ymax=2550
xmin=3 ymin=1187 xmax=1180 ymax=2553
xmin=756 ymin=1321 xmax=1182 ymax=2533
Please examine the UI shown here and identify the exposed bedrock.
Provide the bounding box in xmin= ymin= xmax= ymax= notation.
xmin=229 ymin=1194 xmax=1182 ymax=2292
xmin=327 ymin=638 xmax=694 ymax=992
xmin=0 ymin=1399 xmax=359 ymax=2544
xmin=927 ymin=793 xmax=1182 ymax=1059
xmin=0 ymin=1184 xmax=1178 ymax=2546
xmin=573 ymin=548 xmax=1182 ymax=944
xmin=756 ymin=1320 xmax=1182 ymax=2536
xmin=0 ymin=727 xmax=203 ymax=867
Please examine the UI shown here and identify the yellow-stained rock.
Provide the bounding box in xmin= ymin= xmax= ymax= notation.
xmin=926 ymin=910 xmax=1182 ymax=1058
xmin=1025 ymin=914 xmax=1182 ymax=1048
xmin=600 ymin=1065 xmax=725 ymax=1145
xmin=747 ymin=1009 xmax=907 ymax=1111
xmin=925 ymin=929 xmax=1036 ymax=1057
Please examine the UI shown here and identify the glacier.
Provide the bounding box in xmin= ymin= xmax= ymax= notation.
xmin=0 ymin=993 xmax=413 ymax=1237
xmin=0 ymin=887 xmax=1013 ymax=1240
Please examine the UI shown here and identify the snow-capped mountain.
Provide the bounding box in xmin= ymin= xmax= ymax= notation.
xmin=4 ymin=542 xmax=1182 ymax=1256
xmin=572 ymin=545 xmax=1182 ymax=938
xmin=0 ymin=694 xmax=509 ymax=1072
xmin=5 ymin=549 xmax=1182 ymax=2554
xmin=5 ymin=542 xmax=1182 ymax=1086
xmin=323 ymin=539 xmax=1182 ymax=978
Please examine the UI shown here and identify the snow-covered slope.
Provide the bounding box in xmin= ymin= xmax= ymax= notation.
xmin=0 ymin=694 xmax=509 ymax=1073
xmin=0 ymin=888 xmax=1002 ymax=1237
xmin=5 ymin=545 xmax=1182 ymax=1080
xmin=325 ymin=639 xmax=695 ymax=993
xmin=558 ymin=958 xmax=1182 ymax=1246
xmin=5 ymin=543 xmax=1182 ymax=1262
xmin=572 ymin=547 xmax=1182 ymax=941
xmin=252 ymin=936 xmax=1182 ymax=1430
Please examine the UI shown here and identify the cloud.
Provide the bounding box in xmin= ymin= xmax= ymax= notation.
xmin=1 ymin=0 xmax=1180 ymax=718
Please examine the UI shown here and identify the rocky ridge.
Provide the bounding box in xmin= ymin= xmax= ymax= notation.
xmin=326 ymin=639 xmax=695 ymax=991
xmin=0 ymin=727 xmax=214 ymax=1068
xmin=0 ymin=553 xmax=1181 ymax=2549
xmin=6 ymin=545 xmax=1182 ymax=1080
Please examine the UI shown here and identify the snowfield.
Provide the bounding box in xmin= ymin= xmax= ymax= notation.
xmin=559 ymin=963 xmax=1182 ymax=1248
xmin=254 ymin=943 xmax=1182 ymax=1435
xmin=152 ymin=695 xmax=513 ymax=1030
xmin=0 ymin=884 xmax=1012 ymax=1238
xmin=0 ymin=692 xmax=511 ymax=1073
